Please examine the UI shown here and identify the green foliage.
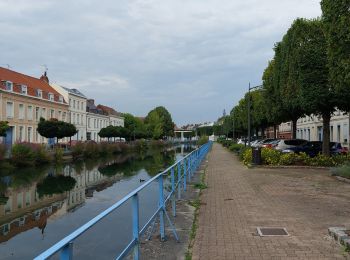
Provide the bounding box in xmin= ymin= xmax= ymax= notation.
xmin=261 ymin=148 xmax=281 ymax=165
xmin=35 ymin=145 xmax=52 ymax=164
xmin=229 ymin=144 xmax=245 ymax=153
xmin=242 ymin=148 xmax=252 ymax=165
xmin=145 ymin=106 xmax=174 ymax=139
xmin=321 ymin=0 xmax=350 ymax=112
xmin=54 ymin=147 xmax=64 ymax=162
xmin=197 ymin=136 xmax=209 ymax=146
xmin=0 ymin=121 xmax=10 ymax=137
xmin=123 ymin=113 xmax=147 ymax=140
xmin=331 ymin=163 xmax=350 ymax=179
xmin=11 ymin=143 xmax=36 ymax=167
xmin=37 ymin=118 xmax=77 ymax=142
xmin=83 ymin=142 xmax=99 ymax=158
xmin=0 ymin=143 xmax=6 ymax=161
xmin=71 ymin=142 xmax=84 ymax=159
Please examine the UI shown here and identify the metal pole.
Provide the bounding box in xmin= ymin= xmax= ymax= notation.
xmin=232 ymin=112 xmax=235 ymax=141
xmin=248 ymin=82 xmax=251 ymax=147
xmin=132 ymin=194 xmax=140 ymax=260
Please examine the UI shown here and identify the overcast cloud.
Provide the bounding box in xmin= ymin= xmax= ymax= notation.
xmin=0 ymin=0 xmax=321 ymax=125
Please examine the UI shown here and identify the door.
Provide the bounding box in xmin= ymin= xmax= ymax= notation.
xmin=4 ymin=127 xmax=13 ymax=146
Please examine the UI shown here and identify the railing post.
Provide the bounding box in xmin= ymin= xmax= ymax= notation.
xmin=177 ymin=163 xmax=181 ymax=200
xmin=60 ymin=242 xmax=73 ymax=260
xmin=171 ymin=168 xmax=176 ymax=217
xmin=158 ymin=176 xmax=165 ymax=241
xmin=132 ymin=194 xmax=139 ymax=260
xmin=183 ymin=159 xmax=187 ymax=191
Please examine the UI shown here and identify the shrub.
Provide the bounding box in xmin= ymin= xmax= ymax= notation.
xmin=34 ymin=144 xmax=52 ymax=164
xmin=331 ymin=163 xmax=350 ymax=179
xmin=308 ymin=154 xmax=336 ymax=167
xmin=11 ymin=143 xmax=36 ymax=166
xmin=84 ymin=141 xmax=99 ymax=158
xmin=0 ymin=143 xmax=6 ymax=161
xmin=197 ymin=136 xmax=209 ymax=146
xmin=98 ymin=142 xmax=113 ymax=155
xmin=134 ymin=139 xmax=148 ymax=151
xmin=278 ymin=153 xmax=298 ymax=165
xmin=242 ymin=148 xmax=252 ymax=165
xmin=229 ymin=143 xmax=244 ymax=153
xmin=261 ymin=148 xmax=281 ymax=165
xmin=54 ymin=147 xmax=64 ymax=162
xmin=71 ymin=142 xmax=84 ymax=159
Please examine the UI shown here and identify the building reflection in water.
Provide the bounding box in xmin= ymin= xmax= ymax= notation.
xmin=0 ymin=144 xmax=192 ymax=244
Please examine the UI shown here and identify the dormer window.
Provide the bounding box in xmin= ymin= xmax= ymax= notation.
xmin=21 ymin=85 xmax=27 ymax=95
xmin=36 ymin=89 xmax=42 ymax=98
xmin=5 ymin=81 xmax=13 ymax=91
xmin=58 ymin=95 xmax=64 ymax=103
xmin=48 ymin=93 xmax=54 ymax=101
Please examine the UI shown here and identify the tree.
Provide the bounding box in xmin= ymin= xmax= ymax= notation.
xmin=286 ymin=18 xmax=336 ymax=156
xmin=37 ymin=118 xmax=77 ymax=143
xmin=0 ymin=121 xmax=10 ymax=137
xmin=98 ymin=125 xmax=115 ymax=141
xmin=123 ymin=113 xmax=147 ymax=140
xmin=144 ymin=106 xmax=174 ymax=139
xmin=321 ymin=0 xmax=350 ymax=142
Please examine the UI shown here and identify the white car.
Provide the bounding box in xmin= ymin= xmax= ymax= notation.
xmin=274 ymin=139 xmax=308 ymax=151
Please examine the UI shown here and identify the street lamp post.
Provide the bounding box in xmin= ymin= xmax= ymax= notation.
xmin=247 ymin=83 xmax=263 ymax=147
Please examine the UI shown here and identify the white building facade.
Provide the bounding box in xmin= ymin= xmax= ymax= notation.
xmin=51 ymin=85 xmax=87 ymax=141
xmin=297 ymin=111 xmax=350 ymax=148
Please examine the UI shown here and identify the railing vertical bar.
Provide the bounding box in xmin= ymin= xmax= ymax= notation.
xmin=132 ymin=194 xmax=139 ymax=260
xmin=60 ymin=242 xmax=73 ymax=260
xmin=158 ymin=176 xmax=165 ymax=241
xmin=177 ymin=163 xmax=181 ymax=199
xmin=183 ymin=159 xmax=187 ymax=191
xmin=171 ymin=168 xmax=176 ymax=217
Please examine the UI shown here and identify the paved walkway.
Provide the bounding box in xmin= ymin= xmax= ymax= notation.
xmin=192 ymin=143 xmax=350 ymax=260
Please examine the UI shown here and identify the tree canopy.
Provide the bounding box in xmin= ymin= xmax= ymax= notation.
xmin=144 ymin=106 xmax=174 ymax=139
xmin=37 ymin=118 xmax=77 ymax=142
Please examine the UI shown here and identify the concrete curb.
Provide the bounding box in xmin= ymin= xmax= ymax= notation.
xmin=335 ymin=176 xmax=350 ymax=184
xmin=329 ymin=227 xmax=350 ymax=250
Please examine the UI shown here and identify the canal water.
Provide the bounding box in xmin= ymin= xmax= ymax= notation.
xmin=0 ymin=144 xmax=195 ymax=259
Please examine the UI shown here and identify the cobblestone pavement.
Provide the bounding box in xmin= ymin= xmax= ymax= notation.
xmin=192 ymin=143 xmax=350 ymax=260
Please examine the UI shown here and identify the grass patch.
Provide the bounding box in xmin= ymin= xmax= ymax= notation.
xmin=193 ymin=182 xmax=208 ymax=190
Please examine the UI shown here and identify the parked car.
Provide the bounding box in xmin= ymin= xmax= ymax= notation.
xmin=237 ymin=138 xmax=247 ymax=145
xmin=251 ymin=139 xmax=262 ymax=147
xmin=274 ymin=139 xmax=308 ymax=151
xmin=282 ymin=141 xmax=348 ymax=157
xmin=263 ymin=139 xmax=281 ymax=148
xmin=257 ymin=138 xmax=278 ymax=148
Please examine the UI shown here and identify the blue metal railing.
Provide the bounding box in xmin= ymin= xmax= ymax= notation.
xmin=34 ymin=141 xmax=212 ymax=260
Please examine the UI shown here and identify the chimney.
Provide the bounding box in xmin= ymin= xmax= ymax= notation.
xmin=40 ymin=71 xmax=49 ymax=84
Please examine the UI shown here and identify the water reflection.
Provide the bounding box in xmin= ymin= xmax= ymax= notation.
xmin=0 ymin=144 xmax=195 ymax=253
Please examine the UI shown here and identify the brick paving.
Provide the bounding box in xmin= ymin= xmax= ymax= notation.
xmin=192 ymin=143 xmax=350 ymax=260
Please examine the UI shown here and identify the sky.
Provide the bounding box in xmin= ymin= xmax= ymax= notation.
xmin=0 ymin=0 xmax=322 ymax=126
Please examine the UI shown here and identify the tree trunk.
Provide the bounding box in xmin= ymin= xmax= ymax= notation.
xmin=292 ymin=119 xmax=297 ymax=139
xmin=273 ymin=125 xmax=277 ymax=139
xmin=322 ymin=113 xmax=331 ymax=156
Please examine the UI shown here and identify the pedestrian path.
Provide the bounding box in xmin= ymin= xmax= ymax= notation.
xmin=192 ymin=143 xmax=350 ymax=260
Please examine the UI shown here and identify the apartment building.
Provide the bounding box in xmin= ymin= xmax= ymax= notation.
xmin=297 ymin=111 xmax=350 ymax=148
xmin=51 ymin=84 xmax=87 ymax=141
xmin=96 ymin=104 xmax=124 ymax=127
xmin=0 ymin=68 xmax=68 ymax=145
xmin=86 ymin=99 xmax=109 ymax=142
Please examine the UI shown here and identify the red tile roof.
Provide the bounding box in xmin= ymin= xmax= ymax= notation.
xmin=0 ymin=67 xmax=67 ymax=104
xmin=97 ymin=104 xmax=122 ymax=116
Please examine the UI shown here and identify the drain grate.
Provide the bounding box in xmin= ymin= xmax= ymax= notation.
xmin=257 ymin=227 xmax=289 ymax=237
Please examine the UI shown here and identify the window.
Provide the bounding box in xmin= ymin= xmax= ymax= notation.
xmin=50 ymin=109 xmax=54 ymax=119
xmin=69 ymin=98 xmax=72 ymax=107
xmin=88 ymin=118 xmax=91 ymax=128
xmin=77 ymin=114 xmax=80 ymax=125
xmin=35 ymin=107 xmax=40 ymax=121
xmin=27 ymin=127 xmax=32 ymax=143
xmin=19 ymin=104 xmax=24 ymax=119
xmin=41 ymin=108 xmax=46 ymax=119
xmin=19 ymin=126 xmax=24 ymax=141
xmin=27 ymin=106 xmax=33 ymax=120
xmin=36 ymin=89 xmax=42 ymax=98
xmin=59 ymin=95 xmax=64 ymax=103
xmin=73 ymin=100 xmax=76 ymax=109
xmin=48 ymin=93 xmax=54 ymax=101
xmin=5 ymin=81 xmax=13 ymax=91
xmin=62 ymin=112 xmax=66 ymax=121
xmin=6 ymin=102 xmax=14 ymax=118
xmin=58 ymin=111 xmax=62 ymax=120
xmin=81 ymin=102 xmax=83 ymax=111
xmin=21 ymin=85 xmax=27 ymax=95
